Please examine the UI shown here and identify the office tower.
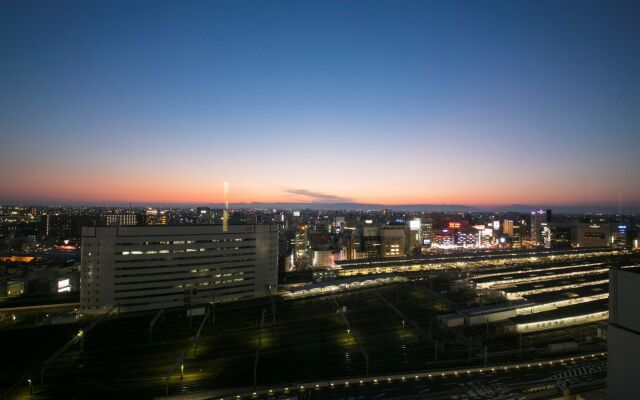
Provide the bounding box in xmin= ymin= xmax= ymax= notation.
xmin=548 ymin=222 xmax=573 ymax=248
xmin=41 ymin=214 xmax=100 ymax=241
xmin=419 ymin=218 xmax=434 ymax=250
xmin=196 ymin=207 xmax=216 ymax=224
xmin=502 ymin=219 xmax=514 ymax=237
xmin=530 ymin=209 xmax=551 ymax=246
xmin=607 ymin=268 xmax=640 ymax=399
xmin=103 ymin=214 xmax=139 ymax=226
xmin=408 ymin=218 xmax=422 ymax=249
xmin=360 ymin=225 xmax=381 ymax=258
xmin=145 ymin=208 xmax=168 ymax=225
xmin=80 ymin=224 xmax=278 ymax=314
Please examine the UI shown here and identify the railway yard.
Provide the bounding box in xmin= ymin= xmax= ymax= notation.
xmin=1 ymin=248 xmax=636 ymax=400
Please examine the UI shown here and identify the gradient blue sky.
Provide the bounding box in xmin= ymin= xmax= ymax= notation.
xmin=1 ymin=0 xmax=639 ymax=206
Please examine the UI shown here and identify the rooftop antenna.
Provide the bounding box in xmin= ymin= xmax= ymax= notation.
xmin=223 ymin=181 xmax=229 ymax=232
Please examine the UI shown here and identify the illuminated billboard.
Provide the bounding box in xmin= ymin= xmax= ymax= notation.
xmin=58 ymin=278 xmax=71 ymax=293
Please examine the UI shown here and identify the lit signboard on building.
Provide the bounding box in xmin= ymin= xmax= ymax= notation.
xmin=293 ymin=211 xmax=300 ymax=217
xmin=448 ymin=222 xmax=461 ymax=229
xmin=58 ymin=278 xmax=71 ymax=293
xmin=409 ymin=219 xmax=421 ymax=231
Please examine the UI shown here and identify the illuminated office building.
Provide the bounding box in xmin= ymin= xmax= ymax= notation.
xmin=360 ymin=225 xmax=381 ymax=258
xmin=502 ymin=219 xmax=514 ymax=237
xmin=530 ymin=209 xmax=551 ymax=246
xmin=145 ymin=208 xmax=168 ymax=225
xmin=80 ymin=225 xmax=278 ymax=314
xmin=104 ymin=214 xmax=139 ymax=226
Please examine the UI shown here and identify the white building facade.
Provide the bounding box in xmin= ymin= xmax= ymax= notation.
xmin=80 ymin=225 xmax=278 ymax=314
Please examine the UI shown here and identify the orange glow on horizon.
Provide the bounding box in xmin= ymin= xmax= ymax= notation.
xmin=2 ymin=167 xmax=637 ymax=207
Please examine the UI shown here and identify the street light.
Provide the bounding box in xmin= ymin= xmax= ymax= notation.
xmin=28 ymin=378 xmax=32 ymax=395
xmin=346 ymin=329 xmax=351 ymax=343
xmin=180 ymin=364 xmax=184 ymax=380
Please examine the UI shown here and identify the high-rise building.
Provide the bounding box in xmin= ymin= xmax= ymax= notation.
xmin=530 ymin=209 xmax=551 ymax=246
xmin=548 ymin=222 xmax=573 ymax=248
xmin=502 ymin=219 xmax=514 ymax=237
xmin=420 ymin=218 xmax=433 ymax=246
xmin=196 ymin=207 xmax=216 ymax=224
xmin=607 ymin=268 xmax=640 ymax=399
xmin=42 ymin=214 xmax=100 ymax=241
xmin=103 ymin=214 xmax=139 ymax=226
xmin=145 ymin=208 xmax=168 ymax=225
xmin=360 ymin=225 xmax=380 ymax=258
xmin=80 ymin=225 xmax=278 ymax=314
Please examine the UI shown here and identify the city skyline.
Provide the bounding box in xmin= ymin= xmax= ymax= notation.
xmin=2 ymin=0 xmax=640 ymax=206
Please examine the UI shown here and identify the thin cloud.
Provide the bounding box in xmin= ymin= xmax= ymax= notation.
xmin=283 ymin=188 xmax=353 ymax=203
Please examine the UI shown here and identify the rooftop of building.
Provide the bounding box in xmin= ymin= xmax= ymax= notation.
xmin=510 ymin=298 xmax=608 ymax=325
xmin=523 ymin=283 xmax=609 ymax=304
xmin=81 ymin=224 xmax=278 ymax=237
xmin=457 ymin=299 xmax=532 ymax=316
xmin=499 ymin=272 xmax=610 ymax=293
xmin=471 ymin=264 xmax=607 ymax=285
xmin=470 ymin=261 xmax=604 ymax=279
xmin=616 ymin=265 xmax=640 ymax=275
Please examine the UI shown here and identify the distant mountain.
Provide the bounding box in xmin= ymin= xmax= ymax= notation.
xmin=3 ymin=200 xmax=639 ymax=214
xmin=195 ymin=202 xmax=480 ymax=212
xmin=481 ymin=204 xmax=640 ymax=214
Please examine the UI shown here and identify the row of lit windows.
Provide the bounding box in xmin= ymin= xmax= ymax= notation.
xmin=114 ymin=251 xmax=256 ymax=264
xmin=120 ymin=245 xmax=252 ymax=256
xmin=115 ymin=237 xmax=251 ymax=246
xmin=113 ymin=274 xmax=251 ymax=293
xmin=114 ymin=265 xmax=255 ymax=280
xmin=177 ymin=277 xmax=248 ymax=288
xmin=114 ymin=257 xmax=256 ymax=272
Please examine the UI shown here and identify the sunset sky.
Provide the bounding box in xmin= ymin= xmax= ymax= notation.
xmin=1 ymin=0 xmax=639 ymax=207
